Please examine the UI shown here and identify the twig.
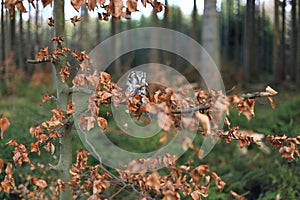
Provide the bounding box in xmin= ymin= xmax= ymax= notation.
xmin=109 ymin=185 xmax=127 ymax=200
xmin=62 ymin=87 xmax=95 ymax=95
xmin=171 ymin=105 xmax=210 ymax=114
xmin=26 ymin=59 xmax=51 ymax=64
xmin=241 ymin=92 xmax=273 ymax=99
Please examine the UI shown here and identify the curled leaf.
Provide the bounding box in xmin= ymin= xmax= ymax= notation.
xmin=0 ymin=117 xmax=10 ymax=139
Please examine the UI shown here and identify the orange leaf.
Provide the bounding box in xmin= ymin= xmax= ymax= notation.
xmin=0 ymin=117 xmax=10 ymax=139
xmin=41 ymin=0 xmax=52 ymax=7
xmin=97 ymin=117 xmax=107 ymax=131
xmin=71 ymin=0 xmax=85 ymax=11
xmin=70 ymin=16 xmax=81 ymax=26
xmin=40 ymin=94 xmax=51 ymax=106
xmin=6 ymin=140 xmax=18 ymax=146
xmin=0 ymin=159 xmax=3 ymax=174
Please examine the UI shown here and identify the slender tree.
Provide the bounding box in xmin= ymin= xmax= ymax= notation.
xmin=297 ymin=0 xmax=300 ymax=85
xmin=234 ymin=0 xmax=241 ymax=68
xmin=290 ymin=0 xmax=297 ymax=81
xmin=202 ymin=0 xmax=220 ymax=68
xmin=1 ymin=0 xmax=5 ymax=69
xmin=280 ymin=0 xmax=286 ymax=81
xmin=244 ymin=0 xmax=255 ymax=82
xmin=273 ymin=0 xmax=281 ymax=83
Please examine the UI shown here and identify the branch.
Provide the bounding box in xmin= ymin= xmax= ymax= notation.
xmin=171 ymin=105 xmax=210 ymax=114
xmin=62 ymin=87 xmax=95 ymax=95
xmin=27 ymin=59 xmax=52 ymax=64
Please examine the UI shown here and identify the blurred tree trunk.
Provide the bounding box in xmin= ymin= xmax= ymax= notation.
xmin=297 ymin=0 xmax=300 ymax=86
xmin=164 ymin=0 xmax=168 ymax=28
xmin=10 ymin=10 xmax=16 ymax=60
xmin=79 ymin=5 xmax=90 ymax=50
xmin=1 ymin=0 xmax=5 ymax=69
xmin=35 ymin=0 xmax=40 ymax=55
xmin=244 ymin=0 xmax=255 ymax=83
xmin=201 ymin=0 xmax=220 ymax=69
xmin=111 ymin=16 xmax=121 ymax=76
xmin=96 ymin=18 xmax=101 ymax=43
xmin=19 ymin=12 xmax=24 ymax=71
xmin=192 ymin=0 xmax=198 ymax=40
xmin=149 ymin=1 xmax=159 ymax=64
xmin=280 ymin=0 xmax=286 ymax=81
xmin=224 ymin=0 xmax=232 ymax=59
xmin=234 ymin=0 xmax=240 ymax=68
xmin=290 ymin=0 xmax=297 ymax=81
xmin=273 ymin=0 xmax=280 ymax=83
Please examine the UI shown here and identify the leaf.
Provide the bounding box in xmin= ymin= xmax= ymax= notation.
xmin=126 ymin=0 xmax=138 ymax=12
xmin=230 ymin=190 xmax=245 ymax=200
xmin=30 ymin=143 xmax=41 ymax=156
xmin=67 ymin=102 xmax=75 ymax=115
xmin=48 ymin=17 xmax=55 ymax=27
xmin=70 ymin=16 xmax=81 ymax=26
xmin=60 ymin=66 xmax=70 ymax=83
xmin=159 ymin=134 xmax=167 ymax=144
xmin=0 ymin=117 xmax=10 ymax=139
xmin=97 ymin=117 xmax=107 ymax=131
xmin=141 ymin=0 xmax=147 ymax=7
xmin=71 ymin=0 xmax=85 ymax=12
xmin=195 ymin=112 xmax=211 ymax=135
xmin=0 ymin=159 xmax=3 ymax=174
xmin=211 ymin=172 xmax=226 ymax=192
xmin=30 ymin=177 xmax=48 ymax=190
xmin=6 ymin=140 xmax=18 ymax=146
xmin=40 ymin=94 xmax=51 ymax=106
xmin=41 ymin=0 xmax=52 ymax=7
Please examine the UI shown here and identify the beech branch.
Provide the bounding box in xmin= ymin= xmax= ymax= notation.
xmin=27 ymin=59 xmax=52 ymax=64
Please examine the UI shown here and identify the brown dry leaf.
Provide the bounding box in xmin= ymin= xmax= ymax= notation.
xmin=211 ymin=172 xmax=226 ymax=192
xmin=36 ymin=46 xmax=49 ymax=61
xmin=230 ymin=190 xmax=245 ymax=200
xmin=86 ymin=116 xmax=96 ymax=131
xmin=67 ymin=101 xmax=75 ymax=115
xmin=190 ymin=165 xmax=209 ymax=183
xmin=30 ymin=177 xmax=47 ymax=190
xmin=60 ymin=66 xmax=70 ymax=83
xmin=195 ymin=112 xmax=210 ymax=135
xmin=265 ymin=86 xmax=278 ymax=96
xmin=71 ymin=0 xmax=85 ymax=11
xmin=6 ymin=140 xmax=18 ymax=146
xmin=30 ymin=143 xmax=41 ymax=156
xmin=42 ymin=0 xmax=52 ymax=7
xmin=159 ymin=134 xmax=167 ymax=144
xmin=127 ymin=0 xmax=138 ymax=12
xmin=40 ymin=94 xmax=51 ymax=106
xmin=70 ymin=15 xmax=81 ymax=26
xmin=52 ymin=36 xmax=64 ymax=46
xmin=48 ymin=17 xmax=54 ymax=26
xmin=0 ymin=159 xmax=3 ymax=174
xmin=15 ymin=2 xmax=26 ymax=12
xmin=141 ymin=0 xmax=147 ymax=7
xmin=0 ymin=117 xmax=10 ymax=139
xmin=279 ymin=143 xmax=297 ymax=162
xmin=146 ymin=171 xmax=160 ymax=193
xmin=110 ymin=0 xmax=123 ymax=18
xmin=57 ymin=179 xmax=65 ymax=192
xmin=44 ymin=142 xmax=55 ymax=155
xmin=88 ymin=0 xmax=97 ymax=11
xmin=182 ymin=136 xmax=193 ymax=151
xmin=97 ymin=117 xmax=107 ymax=131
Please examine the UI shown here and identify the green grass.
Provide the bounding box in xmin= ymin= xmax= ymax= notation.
xmin=1 ymin=84 xmax=300 ymax=199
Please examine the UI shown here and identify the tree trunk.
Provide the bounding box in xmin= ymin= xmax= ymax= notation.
xmin=53 ymin=1 xmax=72 ymax=200
xmin=201 ymin=0 xmax=220 ymax=68
xmin=10 ymin=10 xmax=16 ymax=61
xmin=111 ymin=18 xmax=121 ymax=77
xmin=192 ymin=0 xmax=198 ymax=40
xmin=1 ymin=0 xmax=5 ymax=69
xmin=149 ymin=1 xmax=160 ymax=64
xmin=273 ymin=0 xmax=280 ymax=83
xmin=297 ymin=0 xmax=300 ymax=86
xmin=224 ymin=0 xmax=232 ymax=59
xmin=280 ymin=0 xmax=286 ymax=81
xmin=35 ymin=0 xmax=40 ymax=54
xmin=290 ymin=0 xmax=297 ymax=81
xmin=234 ymin=0 xmax=240 ymax=68
xmin=19 ymin=12 xmax=24 ymax=71
xmin=244 ymin=0 xmax=255 ymax=83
